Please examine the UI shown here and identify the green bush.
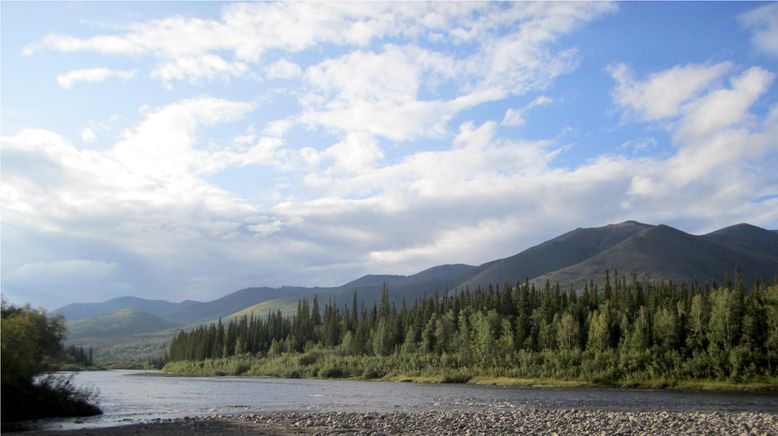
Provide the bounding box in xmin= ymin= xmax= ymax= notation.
xmin=1 ymin=301 xmax=101 ymax=424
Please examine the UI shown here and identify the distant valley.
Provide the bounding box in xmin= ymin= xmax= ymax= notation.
xmin=57 ymin=221 xmax=778 ymax=359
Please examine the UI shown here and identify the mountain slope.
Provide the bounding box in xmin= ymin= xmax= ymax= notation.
xmin=165 ymin=286 xmax=347 ymax=324
xmin=702 ymin=223 xmax=778 ymax=262
xmin=57 ymin=220 xmax=778 ymax=346
xmin=56 ymin=296 xmax=180 ymax=322
xmin=534 ymin=224 xmax=778 ymax=288
xmin=459 ymin=221 xmax=653 ymax=290
xmin=335 ymin=263 xmax=479 ymax=305
xmin=66 ymin=309 xmax=179 ymax=340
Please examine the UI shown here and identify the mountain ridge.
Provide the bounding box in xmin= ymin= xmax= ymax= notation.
xmin=56 ymin=221 xmax=778 ymax=333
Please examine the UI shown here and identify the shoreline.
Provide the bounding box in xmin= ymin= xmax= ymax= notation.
xmin=13 ymin=409 xmax=778 ymax=435
xmin=156 ymin=368 xmax=778 ymax=393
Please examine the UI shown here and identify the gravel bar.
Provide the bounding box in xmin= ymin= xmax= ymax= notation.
xmin=18 ymin=408 xmax=778 ymax=435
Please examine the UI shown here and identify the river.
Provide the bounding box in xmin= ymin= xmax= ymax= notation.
xmin=33 ymin=370 xmax=778 ymax=431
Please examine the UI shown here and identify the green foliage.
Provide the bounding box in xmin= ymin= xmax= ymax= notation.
xmin=1 ymin=300 xmax=101 ymax=423
xmin=2 ymin=301 xmax=66 ymax=386
xmin=165 ymin=274 xmax=778 ymax=388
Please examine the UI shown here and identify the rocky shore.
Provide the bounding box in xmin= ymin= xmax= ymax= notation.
xmin=22 ymin=408 xmax=778 ymax=435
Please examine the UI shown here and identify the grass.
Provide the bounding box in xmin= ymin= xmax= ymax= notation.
xmin=162 ymin=350 xmax=778 ymax=393
xmin=467 ymin=376 xmax=597 ymax=388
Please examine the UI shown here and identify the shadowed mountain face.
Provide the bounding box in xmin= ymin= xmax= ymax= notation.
xmin=534 ymin=225 xmax=723 ymax=287
xmin=459 ymin=221 xmax=653 ymax=290
xmin=57 ymin=221 xmax=778 ymax=341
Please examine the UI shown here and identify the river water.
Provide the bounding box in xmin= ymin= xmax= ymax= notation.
xmin=34 ymin=370 xmax=778 ymax=431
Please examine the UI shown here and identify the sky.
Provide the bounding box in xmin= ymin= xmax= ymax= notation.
xmin=2 ymin=2 xmax=778 ymax=309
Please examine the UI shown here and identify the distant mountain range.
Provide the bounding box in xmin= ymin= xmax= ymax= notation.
xmin=57 ymin=221 xmax=778 ymax=352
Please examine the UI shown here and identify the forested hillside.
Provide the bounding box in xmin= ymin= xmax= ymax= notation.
xmin=57 ymin=221 xmax=778 ymax=365
xmin=165 ymin=271 xmax=778 ymax=388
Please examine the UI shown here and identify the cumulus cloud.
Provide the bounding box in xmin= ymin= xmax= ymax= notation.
xmin=610 ymin=63 xmax=778 ymax=214
xmin=675 ymin=67 xmax=774 ymax=142
xmin=4 ymin=59 xmax=778 ymax=306
xmin=502 ymin=95 xmax=553 ymax=126
xmin=281 ymin=63 xmax=778 ymax=274
xmin=266 ymin=58 xmax=302 ymax=80
xmin=30 ymin=2 xmax=615 ymax=145
xmin=8 ymin=3 xmax=777 ymax=309
xmin=150 ymin=55 xmax=248 ymax=87
xmin=502 ymin=108 xmax=526 ymax=127
xmin=56 ymin=68 xmax=136 ymax=89
xmin=0 ymin=97 xmax=270 ymax=244
xmin=1 ymin=96 xmax=310 ymax=305
xmin=608 ymin=62 xmax=732 ymax=121
xmin=740 ymin=2 xmax=778 ymax=58
xmin=80 ymin=127 xmax=97 ymax=143
xmin=26 ymin=3 xmax=486 ymax=86
xmin=9 ymin=259 xmax=119 ymax=280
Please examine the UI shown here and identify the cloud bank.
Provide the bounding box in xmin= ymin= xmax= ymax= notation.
xmin=3 ymin=2 xmax=777 ymax=308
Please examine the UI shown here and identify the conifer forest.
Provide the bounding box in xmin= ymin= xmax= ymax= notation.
xmin=166 ymin=271 xmax=778 ymax=387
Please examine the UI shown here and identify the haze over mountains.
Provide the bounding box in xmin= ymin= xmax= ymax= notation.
xmin=58 ymin=221 xmax=778 ymax=348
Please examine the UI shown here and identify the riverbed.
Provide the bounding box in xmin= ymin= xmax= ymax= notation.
xmin=20 ymin=370 xmax=778 ymax=433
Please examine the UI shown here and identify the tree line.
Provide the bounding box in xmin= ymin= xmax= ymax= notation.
xmin=64 ymin=345 xmax=94 ymax=367
xmin=167 ymin=270 xmax=778 ymax=383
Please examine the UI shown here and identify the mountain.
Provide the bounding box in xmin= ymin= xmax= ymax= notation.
xmin=532 ymin=223 xmax=778 ymax=288
xmin=56 ymin=296 xmax=180 ymax=322
xmin=56 ymin=286 xmax=333 ymax=326
xmin=336 ymin=264 xmax=479 ymax=304
xmin=702 ymin=223 xmax=778 ymax=262
xmin=459 ymin=221 xmax=652 ymax=290
xmin=65 ymin=309 xmax=179 ymax=340
xmin=57 ymin=220 xmax=778 ymax=355
xmin=159 ymin=286 xmax=341 ymax=324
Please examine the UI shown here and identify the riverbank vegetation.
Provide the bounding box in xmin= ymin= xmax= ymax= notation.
xmin=1 ymin=300 xmax=101 ymax=424
xmin=164 ymin=272 xmax=778 ymax=390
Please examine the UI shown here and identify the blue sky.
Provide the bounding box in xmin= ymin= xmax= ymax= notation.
xmin=2 ymin=2 xmax=777 ymax=309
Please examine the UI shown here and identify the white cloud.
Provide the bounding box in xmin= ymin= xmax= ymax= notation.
xmin=502 ymin=108 xmax=526 ymax=127
xmin=30 ymin=1 xmax=614 ymax=128
xmin=675 ymin=67 xmax=774 ymax=141
xmin=278 ymin=63 xmax=778 ymax=274
xmin=612 ymin=63 xmax=778 ymax=197
xmin=307 ymin=133 xmax=384 ymax=174
xmin=56 ymin=68 xmax=136 ymax=89
xmin=150 ymin=55 xmax=248 ymax=87
xmin=266 ymin=58 xmax=302 ymax=80
xmin=9 ymin=259 xmax=119 ymax=280
xmin=304 ymin=46 xmax=425 ymax=108
xmin=12 ymin=3 xmax=778 ymax=308
xmin=620 ymin=137 xmax=657 ymax=154
xmin=0 ymin=97 xmax=267 ymax=249
xmin=27 ymin=3 xmax=486 ymax=86
xmin=293 ymin=3 xmax=613 ymax=141
xmin=608 ymin=62 xmax=732 ymax=121
xmin=502 ymin=95 xmax=553 ymax=127
xmin=264 ymin=119 xmax=293 ymax=138
xmin=80 ymin=127 xmax=97 ymax=143
xmin=740 ymin=2 xmax=778 ymax=58
xmin=5 ymin=61 xmax=778 ymax=306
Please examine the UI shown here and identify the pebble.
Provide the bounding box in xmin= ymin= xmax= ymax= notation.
xmin=163 ymin=406 xmax=778 ymax=435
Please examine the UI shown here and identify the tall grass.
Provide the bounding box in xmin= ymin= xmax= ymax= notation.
xmin=162 ymin=348 xmax=778 ymax=391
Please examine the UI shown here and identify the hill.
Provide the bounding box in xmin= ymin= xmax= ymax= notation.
xmin=459 ymin=221 xmax=652 ymax=290
xmin=65 ymin=309 xmax=179 ymax=340
xmin=56 ymin=296 xmax=180 ymax=322
xmin=57 ymin=220 xmax=778 ymax=360
xmin=532 ymin=223 xmax=778 ymax=288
